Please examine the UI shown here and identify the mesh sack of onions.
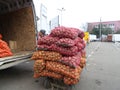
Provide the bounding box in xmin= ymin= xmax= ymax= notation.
xmin=46 ymin=61 xmax=82 ymax=79
xmin=33 ymin=60 xmax=46 ymax=78
xmin=59 ymin=52 xmax=81 ymax=68
xmin=38 ymin=69 xmax=63 ymax=79
xmin=64 ymin=77 xmax=79 ymax=85
xmin=75 ymin=42 xmax=85 ymax=51
xmin=69 ymin=27 xmax=85 ymax=39
xmin=56 ymin=38 xmax=75 ymax=47
xmin=81 ymin=49 xmax=86 ymax=58
xmin=78 ymin=31 xmax=85 ymax=39
xmin=50 ymin=26 xmax=79 ymax=39
xmin=37 ymin=44 xmax=51 ymax=51
xmin=74 ymin=37 xmax=86 ymax=51
xmin=79 ymin=58 xmax=86 ymax=68
xmin=74 ymin=37 xmax=84 ymax=44
xmin=37 ymin=35 xmax=59 ymax=45
xmin=50 ymin=44 xmax=78 ymax=56
xmin=31 ymin=51 xmax=62 ymax=61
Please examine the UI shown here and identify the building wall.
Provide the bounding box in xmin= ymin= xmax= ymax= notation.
xmin=88 ymin=20 xmax=120 ymax=32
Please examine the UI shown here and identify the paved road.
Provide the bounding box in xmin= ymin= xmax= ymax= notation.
xmin=0 ymin=42 xmax=120 ymax=90
xmin=76 ymin=42 xmax=120 ymax=90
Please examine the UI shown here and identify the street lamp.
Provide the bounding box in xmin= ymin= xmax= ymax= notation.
xmin=99 ymin=17 xmax=102 ymax=41
xmin=57 ymin=7 xmax=65 ymax=26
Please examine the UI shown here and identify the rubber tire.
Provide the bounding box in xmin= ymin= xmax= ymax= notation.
xmin=43 ymin=78 xmax=51 ymax=89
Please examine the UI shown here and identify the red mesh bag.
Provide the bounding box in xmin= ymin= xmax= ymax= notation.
xmin=81 ymin=49 xmax=86 ymax=58
xmin=37 ymin=35 xmax=59 ymax=45
xmin=74 ymin=37 xmax=84 ymax=44
xmin=50 ymin=44 xmax=78 ymax=56
xmin=50 ymin=26 xmax=79 ymax=39
xmin=78 ymin=31 xmax=85 ymax=39
xmin=56 ymin=38 xmax=75 ymax=47
xmin=75 ymin=42 xmax=84 ymax=51
xmin=59 ymin=52 xmax=81 ymax=68
xmin=74 ymin=37 xmax=86 ymax=51
xmin=37 ymin=44 xmax=51 ymax=51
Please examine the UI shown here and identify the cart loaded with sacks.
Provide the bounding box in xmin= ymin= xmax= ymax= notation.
xmin=31 ymin=26 xmax=86 ymax=90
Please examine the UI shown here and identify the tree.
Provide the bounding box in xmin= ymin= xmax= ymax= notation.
xmin=89 ymin=24 xmax=113 ymax=38
xmin=102 ymin=27 xmax=112 ymax=35
xmin=89 ymin=27 xmax=100 ymax=38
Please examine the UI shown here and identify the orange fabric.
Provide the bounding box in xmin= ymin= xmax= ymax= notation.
xmin=0 ymin=40 xmax=13 ymax=58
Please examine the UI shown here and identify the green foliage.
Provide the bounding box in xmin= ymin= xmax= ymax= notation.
xmin=102 ymin=27 xmax=112 ymax=35
xmin=89 ymin=24 xmax=113 ymax=38
xmin=89 ymin=27 xmax=100 ymax=38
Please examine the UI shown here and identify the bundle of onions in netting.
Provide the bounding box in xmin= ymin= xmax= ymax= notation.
xmin=46 ymin=61 xmax=82 ymax=79
xmin=50 ymin=26 xmax=79 ymax=39
xmin=50 ymin=44 xmax=78 ymax=56
xmin=32 ymin=26 xmax=86 ymax=85
xmin=31 ymin=51 xmax=62 ymax=61
xmin=37 ymin=35 xmax=59 ymax=45
xmin=38 ymin=70 xmax=63 ymax=79
xmin=59 ymin=52 xmax=81 ymax=68
xmin=33 ymin=60 xmax=46 ymax=78
xmin=56 ymin=38 xmax=75 ymax=47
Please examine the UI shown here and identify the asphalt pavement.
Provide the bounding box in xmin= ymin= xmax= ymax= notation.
xmin=76 ymin=42 xmax=120 ymax=90
xmin=0 ymin=42 xmax=120 ymax=90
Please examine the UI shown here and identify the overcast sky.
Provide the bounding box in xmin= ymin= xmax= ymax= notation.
xmin=40 ymin=0 xmax=120 ymax=29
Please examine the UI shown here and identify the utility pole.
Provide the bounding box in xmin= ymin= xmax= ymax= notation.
xmin=57 ymin=7 xmax=65 ymax=26
xmin=100 ymin=17 xmax=102 ymax=41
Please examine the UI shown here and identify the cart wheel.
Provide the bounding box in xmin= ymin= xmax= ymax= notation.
xmin=43 ymin=78 xmax=51 ymax=89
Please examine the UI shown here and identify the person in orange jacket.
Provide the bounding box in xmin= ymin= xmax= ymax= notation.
xmin=0 ymin=34 xmax=13 ymax=58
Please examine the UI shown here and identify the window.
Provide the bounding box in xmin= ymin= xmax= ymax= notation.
xmin=103 ymin=24 xmax=107 ymax=28
xmin=94 ymin=25 xmax=98 ymax=28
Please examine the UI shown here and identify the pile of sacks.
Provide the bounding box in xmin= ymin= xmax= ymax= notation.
xmin=31 ymin=26 xmax=86 ymax=85
xmin=0 ymin=34 xmax=13 ymax=58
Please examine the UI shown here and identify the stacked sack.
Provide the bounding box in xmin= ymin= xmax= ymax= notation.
xmin=31 ymin=26 xmax=86 ymax=85
xmin=0 ymin=34 xmax=13 ymax=58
